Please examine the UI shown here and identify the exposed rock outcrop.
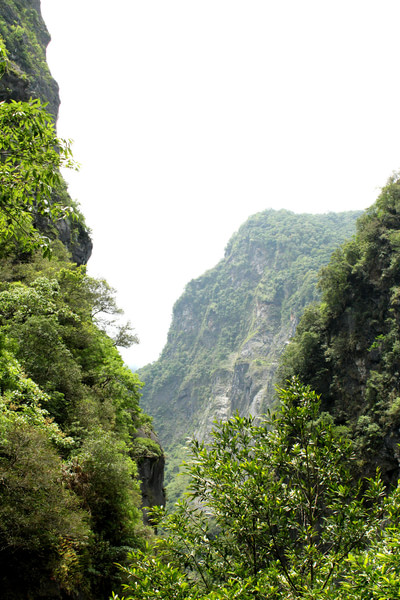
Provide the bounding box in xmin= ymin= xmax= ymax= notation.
xmin=133 ymin=428 xmax=166 ymax=523
xmin=34 ymin=212 xmax=93 ymax=266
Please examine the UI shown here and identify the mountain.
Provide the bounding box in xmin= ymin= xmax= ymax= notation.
xmin=279 ymin=174 xmax=400 ymax=484
xmin=139 ymin=209 xmax=361 ymax=502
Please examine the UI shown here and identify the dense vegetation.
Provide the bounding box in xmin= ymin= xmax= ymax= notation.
xmin=0 ymin=241 xmax=154 ymax=598
xmin=139 ymin=209 xmax=361 ymax=503
xmin=0 ymin=11 xmax=158 ymax=597
xmin=113 ymin=379 xmax=400 ymax=599
xmin=0 ymin=105 xmax=154 ymax=598
xmin=279 ymin=173 xmax=400 ymax=484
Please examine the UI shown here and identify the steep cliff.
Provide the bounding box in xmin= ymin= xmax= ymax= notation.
xmin=139 ymin=209 xmax=361 ymax=502
xmin=0 ymin=0 xmax=59 ymax=117
xmin=0 ymin=0 xmax=92 ymax=265
xmin=280 ymin=175 xmax=400 ymax=484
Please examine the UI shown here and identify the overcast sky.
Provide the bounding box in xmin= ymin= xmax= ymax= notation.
xmin=40 ymin=0 xmax=400 ymax=368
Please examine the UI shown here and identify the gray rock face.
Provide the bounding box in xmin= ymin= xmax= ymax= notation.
xmin=134 ymin=428 xmax=166 ymax=523
xmin=0 ymin=66 xmax=29 ymax=102
xmin=54 ymin=218 xmax=93 ymax=266
xmin=138 ymin=455 xmax=166 ymax=522
xmin=139 ymin=209 xmax=362 ymax=502
xmin=33 ymin=213 xmax=93 ymax=266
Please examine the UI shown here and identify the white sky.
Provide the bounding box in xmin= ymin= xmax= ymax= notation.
xmin=40 ymin=0 xmax=400 ymax=368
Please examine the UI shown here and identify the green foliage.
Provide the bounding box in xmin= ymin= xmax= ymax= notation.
xmin=280 ymin=174 xmax=400 ymax=480
xmin=0 ymin=264 xmax=152 ymax=598
xmin=0 ymin=342 xmax=88 ymax=596
xmin=115 ymin=379 xmax=395 ymax=600
xmin=0 ymin=85 xmax=149 ymax=596
xmin=0 ymin=33 xmax=9 ymax=78
xmin=132 ymin=436 xmax=163 ymax=460
xmin=73 ymin=431 xmax=141 ymax=544
xmin=0 ymin=266 xmax=142 ymax=430
xmin=0 ymin=419 xmax=87 ymax=552
xmin=0 ymin=252 xmax=153 ymax=598
xmin=340 ymin=488 xmax=400 ymax=599
xmin=0 ymin=97 xmax=78 ymax=254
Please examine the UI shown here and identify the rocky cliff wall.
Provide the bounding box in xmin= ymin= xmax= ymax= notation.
xmin=0 ymin=0 xmax=59 ymax=117
xmin=139 ymin=209 xmax=362 ymax=503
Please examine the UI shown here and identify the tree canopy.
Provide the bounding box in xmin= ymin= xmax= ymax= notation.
xmin=113 ymin=379 xmax=400 ymax=600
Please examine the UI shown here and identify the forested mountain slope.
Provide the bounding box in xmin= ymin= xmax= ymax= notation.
xmin=0 ymin=1 xmax=164 ymax=598
xmin=280 ymin=173 xmax=400 ymax=484
xmin=139 ymin=209 xmax=361 ymax=502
